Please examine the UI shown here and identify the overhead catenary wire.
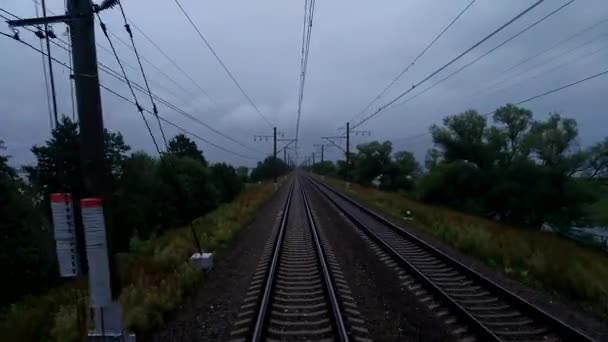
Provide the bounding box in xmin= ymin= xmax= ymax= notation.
xmin=5 ymin=14 xmax=262 ymax=155
xmin=295 ymin=0 xmax=317 ymax=157
xmin=352 ymin=0 xmax=547 ymax=130
xmin=39 ymin=0 xmax=59 ymax=126
xmin=106 ymin=30 xmax=198 ymax=101
xmin=1 ymin=7 xmax=255 ymax=154
xmin=410 ymin=18 xmax=608 ymax=115
xmin=486 ymin=17 xmax=608 ymax=89
xmin=94 ymin=10 xmax=162 ymax=156
xmin=30 ymin=3 xmax=53 ymax=130
xmin=27 ymin=0 xmax=200 ymax=103
xmin=471 ymin=30 xmax=608 ymax=100
xmin=351 ymin=0 xmax=477 ymax=123
xmin=173 ymin=0 xmax=274 ymax=128
xmin=115 ymin=0 xmax=168 ymax=149
xmin=392 ymin=67 xmax=608 ymax=144
xmin=66 ymin=26 xmax=76 ymax=121
xmin=127 ymin=19 xmax=217 ymax=106
xmin=473 ymin=34 xmax=608 ymax=103
xmin=0 ymin=30 xmax=257 ymax=161
xmin=391 ymin=0 xmax=575 ymax=111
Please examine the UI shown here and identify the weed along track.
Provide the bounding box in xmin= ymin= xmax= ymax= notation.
xmin=229 ymin=178 xmax=370 ymax=342
xmin=307 ymin=176 xmax=595 ymax=342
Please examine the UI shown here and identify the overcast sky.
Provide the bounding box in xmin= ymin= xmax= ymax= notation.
xmin=1 ymin=0 xmax=607 ymax=168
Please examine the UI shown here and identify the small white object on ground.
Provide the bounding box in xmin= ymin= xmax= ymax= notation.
xmin=190 ymin=252 xmax=214 ymax=271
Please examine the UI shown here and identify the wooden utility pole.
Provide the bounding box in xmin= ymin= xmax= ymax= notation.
xmin=8 ymin=1 xmax=130 ymax=339
xmin=321 ymin=144 xmax=324 ymax=163
xmin=273 ymin=127 xmax=277 ymax=183
xmin=69 ymin=0 xmax=119 ymax=298
xmin=346 ymin=122 xmax=350 ymax=179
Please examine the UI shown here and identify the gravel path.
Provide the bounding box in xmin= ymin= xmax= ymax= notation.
xmin=147 ymin=184 xmax=290 ymax=342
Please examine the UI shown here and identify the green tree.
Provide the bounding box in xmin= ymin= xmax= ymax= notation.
xmin=391 ymin=150 xmax=421 ymax=191
xmin=420 ymin=106 xmax=596 ymax=228
xmin=0 ymin=141 xmax=56 ymax=306
xmin=167 ymin=134 xmax=207 ymax=166
xmin=583 ymin=137 xmax=608 ymax=178
xmin=250 ymin=156 xmax=290 ymax=182
xmin=352 ymin=141 xmax=393 ymax=186
xmin=311 ymin=160 xmax=336 ymax=175
xmin=492 ymin=104 xmax=533 ymax=165
xmin=425 ymin=148 xmax=440 ymax=170
xmin=112 ymin=152 xmax=161 ymax=246
xmin=210 ymin=163 xmax=243 ymax=203
xmin=25 ymin=117 xmax=130 ymax=197
xmin=430 ymin=110 xmax=497 ymax=170
xmin=157 ymin=155 xmax=218 ymax=228
xmin=236 ymin=166 xmax=250 ymax=183
xmin=526 ymin=113 xmax=585 ymax=175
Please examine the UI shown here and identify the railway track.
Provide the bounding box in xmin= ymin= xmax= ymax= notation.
xmin=230 ymin=179 xmax=370 ymax=342
xmin=307 ymin=176 xmax=594 ymax=342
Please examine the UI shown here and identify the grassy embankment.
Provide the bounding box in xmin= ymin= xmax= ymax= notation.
xmin=0 ymin=183 xmax=275 ymax=342
xmin=324 ymin=177 xmax=608 ymax=319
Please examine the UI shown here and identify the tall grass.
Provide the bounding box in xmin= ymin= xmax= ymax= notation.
xmin=327 ymin=178 xmax=608 ymax=319
xmin=0 ymin=183 xmax=275 ymax=341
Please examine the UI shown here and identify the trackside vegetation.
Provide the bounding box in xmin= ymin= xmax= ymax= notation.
xmin=0 ymin=118 xmax=285 ymax=341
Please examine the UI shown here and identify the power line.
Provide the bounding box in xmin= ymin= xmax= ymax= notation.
xmin=393 ymin=67 xmax=608 ymax=144
xmin=1 ymin=7 xmax=258 ymax=155
xmin=295 ymin=0 xmax=317 ymax=156
xmin=66 ymin=26 xmax=76 ymax=121
xmin=95 ymin=10 xmax=162 ymax=155
xmin=488 ymin=17 xmax=608 ymax=88
xmin=475 ymin=34 xmax=608 ymax=102
xmin=351 ymin=0 xmax=477 ymax=123
xmin=127 ymin=19 xmax=217 ymax=106
xmin=352 ymin=0 xmax=547 ymax=130
xmin=478 ymin=19 xmax=608 ymax=97
xmin=28 ymin=3 xmax=53 ymax=130
xmin=115 ymin=0 xmax=168 ymax=149
xmin=99 ymin=85 xmax=257 ymax=160
xmin=391 ymin=0 xmax=574 ymax=111
xmin=27 ymin=0 xmax=197 ymax=104
xmin=106 ymin=30 xmax=197 ymax=101
xmin=0 ymin=30 xmax=257 ymax=161
xmin=15 ymin=19 xmax=262 ymax=155
xmin=173 ymin=0 xmax=274 ymax=128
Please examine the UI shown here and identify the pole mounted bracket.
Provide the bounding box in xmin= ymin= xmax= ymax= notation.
xmin=7 ymin=0 xmax=117 ymax=28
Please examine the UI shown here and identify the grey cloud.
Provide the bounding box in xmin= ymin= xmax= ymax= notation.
xmin=1 ymin=0 xmax=607 ymax=168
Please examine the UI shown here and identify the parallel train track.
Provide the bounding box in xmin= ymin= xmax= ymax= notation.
xmin=307 ymin=176 xmax=594 ymax=342
xmin=230 ymin=179 xmax=370 ymax=342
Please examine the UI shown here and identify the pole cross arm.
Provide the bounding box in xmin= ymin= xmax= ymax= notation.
xmin=322 ymin=137 xmax=346 ymax=153
xmin=277 ymin=139 xmax=296 ymax=154
xmin=7 ymin=15 xmax=72 ymax=27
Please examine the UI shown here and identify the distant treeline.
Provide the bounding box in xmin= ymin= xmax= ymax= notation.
xmin=308 ymin=104 xmax=608 ymax=229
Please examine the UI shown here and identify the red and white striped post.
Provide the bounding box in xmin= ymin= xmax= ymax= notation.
xmin=81 ymin=198 xmax=134 ymax=341
xmin=50 ymin=193 xmax=78 ymax=277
